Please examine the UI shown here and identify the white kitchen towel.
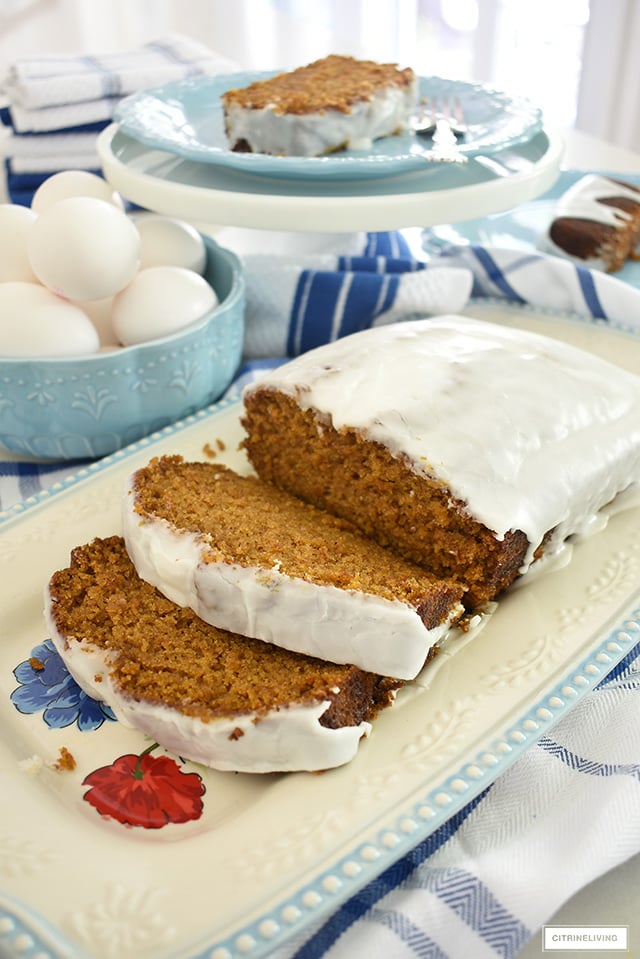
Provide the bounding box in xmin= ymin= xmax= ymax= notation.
xmin=6 ymin=152 xmax=99 ymax=174
xmin=0 ymin=34 xmax=237 ymax=111
xmin=2 ymin=130 xmax=102 ymax=159
xmin=1 ymin=97 xmax=121 ymax=134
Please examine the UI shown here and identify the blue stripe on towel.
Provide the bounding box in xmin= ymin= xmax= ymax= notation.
xmin=364 ymin=231 xmax=413 ymax=258
xmin=597 ymin=637 xmax=640 ymax=687
xmin=575 ymin=265 xmax=608 ymax=319
xmin=369 ymin=909 xmax=449 ymax=958
xmin=288 ymin=270 xmax=401 ymax=355
xmin=537 ymin=737 xmax=640 ymax=781
xmin=337 ymin=272 xmax=399 ymax=339
xmin=288 ymin=271 xmax=341 ymax=354
xmin=82 ymin=55 xmax=121 ymax=98
xmin=419 ymin=866 xmax=530 ymax=956
xmin=292 ymin=786 xmax=491 ymax=959
xmin=338 ymin=255 xmax=424 ymax=274
xmin=468 ymin=246 xmax=528 ymax=303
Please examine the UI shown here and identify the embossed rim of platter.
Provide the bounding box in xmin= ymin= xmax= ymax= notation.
xmin=1 ymin=301 xmax=640 ymax=959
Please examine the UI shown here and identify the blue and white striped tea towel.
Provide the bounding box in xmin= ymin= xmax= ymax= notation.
xmin=242 ymin=250 xmax=472 ymax=358
xmin=0 ymin=34 xmax=237 ymax=114
xmin=238 ymin=236 xmax=640 ymax=360
xmin=432 ymin=243 xmax=640 ymax=333
xmin=268 ymin=643 xmax=640 ymax=959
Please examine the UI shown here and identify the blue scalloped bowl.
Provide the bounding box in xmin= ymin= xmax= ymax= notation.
xmin=0 ymin=236 xmax=245 ymax=460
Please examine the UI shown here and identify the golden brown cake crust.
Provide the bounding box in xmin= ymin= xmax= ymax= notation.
xmin=221 ymin=54 xmax=415 ymax=116
xmin=241 ymin=391 xmax=530 ymax=610
xmin=48 ymin=536 xmax=401 ymax=727
xmin=130 ymin=455 xmax=465 ymax=628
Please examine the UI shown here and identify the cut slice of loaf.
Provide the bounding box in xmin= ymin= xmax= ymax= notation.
xmin=123 ymin=456 xmax=466 ymax=681
xmin=45 ymin=536 xmax=401 ymax=774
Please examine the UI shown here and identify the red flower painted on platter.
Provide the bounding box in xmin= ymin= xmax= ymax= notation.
xmin=83 ymin=744 xmax=205 ymax=829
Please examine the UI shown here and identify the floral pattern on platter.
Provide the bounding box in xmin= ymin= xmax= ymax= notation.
xmin=83 ymin=745 xmax=206 ymax=829
xmin=11 ymin=638 xmax=115 ymax=731
xmin=10 ymin=640 xmax=206 ymax=830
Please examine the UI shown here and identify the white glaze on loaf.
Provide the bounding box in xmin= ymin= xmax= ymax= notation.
xmin=44 ymin=585 xmax=374 ymax=774
xmin=122 ymin=474 xmax=464 ymax=681
xmin=243 ymin=315 xmax=640 ymax=570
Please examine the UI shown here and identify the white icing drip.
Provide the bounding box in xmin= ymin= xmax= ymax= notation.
xmin=244 ymin=315 xmax=640 ymax=570
xmin=122 ymin=476 xmax=463 ymax=681
xmin=223 ymin=80 xmax=417 ymax=157
xmin=43 ymin=589 xmax=372 ymax=774
xmin=552 ymin=174 xmax=639 ymax=227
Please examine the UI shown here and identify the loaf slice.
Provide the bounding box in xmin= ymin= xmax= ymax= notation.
xmin=123 ymin=456 xmax=466 ymax=681
xmin=45 ymin=536 xmax=401 ymax=773
xmin=221 ymin=54 xmax=417 ymax=157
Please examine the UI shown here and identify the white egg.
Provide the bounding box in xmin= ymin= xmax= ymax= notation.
xmin=72 ymin=296 xmax=118 ymax=347
xmin=112 ymin=266 xmax=218 ymax=346
xmin=131 ymin=213 xmax=207 ymax=274
xmin=31 ymin=170 xmax=125 ymax=213
xmin=0 ymin=282 xmax=100 ymax=356
xmin=0 ymin=204 xmax=39 ymax=282
xmin=27 ymin=197 xmax=141 ymax=301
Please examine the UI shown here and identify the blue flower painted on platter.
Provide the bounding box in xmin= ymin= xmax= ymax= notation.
xmin=11 ymin=638 xmax=116 ymax=731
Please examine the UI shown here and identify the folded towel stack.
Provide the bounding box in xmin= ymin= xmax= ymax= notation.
xmin=0 ymin=34 xmax=237 ymax=205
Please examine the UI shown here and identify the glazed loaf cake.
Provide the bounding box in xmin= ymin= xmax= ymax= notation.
xmin=221 ymin=54 xmax=417 ymax=157
xmin=123 ymin=456 xmax=466 ymax=680
xmin=45 ymin=536 xmax=401 ymax=773
xmin=241 ymin=315 xmax=640 ymax=610
xmin=544 ymin=174 xmax=640 ymax=272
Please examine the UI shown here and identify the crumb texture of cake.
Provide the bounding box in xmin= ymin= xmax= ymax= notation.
xmin=123 ymin=456 xmax=465 ymax=680
xmin=241 ymin=315 xmax=640 ymax=609
xmin=542 ymin=174 xmax=640 ymax=272
xmin=45 ymin=537 xmax=400 ymax=773
xmin=221 ymin=54 xmax=417 ymax=157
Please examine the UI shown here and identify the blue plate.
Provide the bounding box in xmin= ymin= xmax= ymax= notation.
xmin=422 ymin=169 xmax=640 ymax=288
xmin=114 ymin=71 xmax=543 ymax=182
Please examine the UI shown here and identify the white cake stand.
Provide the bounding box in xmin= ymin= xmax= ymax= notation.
xmin=97 ymin=123 xmax=564 ymax=233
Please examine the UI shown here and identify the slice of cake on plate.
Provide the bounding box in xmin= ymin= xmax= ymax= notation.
xmin=123 ymin=456 xmax=466 ymax=681
xmin=241 ymin=314 xmax=640 ymax=609
xmin=542 ymin=173 xmax=640 ymax=272
xmin=45 ymin=536 xmax=401 ymax=774
xmin=221 ymin=54 xmax=417 ymax=157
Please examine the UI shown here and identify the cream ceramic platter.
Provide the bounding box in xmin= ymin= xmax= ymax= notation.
xmin=1 ymin=302 xmax=640 ymax=959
